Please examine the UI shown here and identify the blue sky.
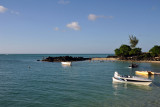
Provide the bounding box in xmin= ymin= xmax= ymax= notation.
xmin=0 ymin=0 xmax=160 ymax=54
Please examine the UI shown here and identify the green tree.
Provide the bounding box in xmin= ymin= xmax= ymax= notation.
xmin=114 ymin=48 xmax=121 ymax=56
xmin=119 ymin=44 xmax=131 ymax=56
xmin=129 ymin=48 xmax=142 ymax=56
xmin=129 ymin=35 xmax=139 ymax=49
xmin=149 ymin=45 xmax=160 ymax=57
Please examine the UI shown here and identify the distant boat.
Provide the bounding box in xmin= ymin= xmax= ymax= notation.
xmin=61 ymin=62 xmax=72 ymax=66
xmin=136 ymin=71 xmax=160 ymax=75
xmin=112 ymin=72 xmax=152 ymax=85
xmin=129 ymin=63 xmax=138 ymax=68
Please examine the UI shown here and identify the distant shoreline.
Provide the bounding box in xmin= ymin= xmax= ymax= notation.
xmin=91 ymin=58 xmax=117 ymax=61
xmin=91 ymin=58 xmax=160 ymax=63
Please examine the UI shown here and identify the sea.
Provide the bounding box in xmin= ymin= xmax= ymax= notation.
xmin=0 ymin=54 xmax=160 ymax=107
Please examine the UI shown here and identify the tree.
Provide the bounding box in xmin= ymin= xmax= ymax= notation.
xmin=114 ymin=48 xmax=121 ymax=56
xmin=129 ymin=35 xmax=139 ymax=49
xmin=129 ymin=48 xmax=142 ymax=56
xmin=119 ymin=44 xmax=131 ymax=56
xmin=149 ymin=45 xmax=160 ymax=57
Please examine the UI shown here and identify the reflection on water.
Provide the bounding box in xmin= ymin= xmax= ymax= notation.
xmin=62 ymin=64 xmax=72 ymax=67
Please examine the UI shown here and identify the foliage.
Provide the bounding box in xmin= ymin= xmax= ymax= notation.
xmin=114 ymin=48 xmax=121 ymax=56
xmin=119 ymin=44 xmax=131 ymax=56
xmin=114 ymin=35 xmax=160 ymax=61
xmin=129 ymin=48 xmax=142 ymax=56
xmin=129 ymin=35 xmax=139 ymax=48
xmin=149 ymin=45 xmax=160 ymax=57
xmin=142 ymin=53 xmax=152 ymax=60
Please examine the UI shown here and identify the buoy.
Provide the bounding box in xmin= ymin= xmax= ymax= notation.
xmin=28 ymin=66 xmax=31 ymax=69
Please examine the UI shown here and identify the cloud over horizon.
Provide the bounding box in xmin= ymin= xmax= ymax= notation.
xmin=88 ymin=14 xmax=113 ymax=21
xmin=66 ymin=22 xmax=81 ymax=30
xmin=0 ymin=5 xmax=7 ymax=13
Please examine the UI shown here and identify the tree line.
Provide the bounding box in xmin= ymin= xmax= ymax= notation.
xmin=114 ymin=35 xmax=160 ymax=60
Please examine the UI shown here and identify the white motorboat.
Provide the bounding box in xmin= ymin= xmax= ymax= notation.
xmin=61 ymin=62 xmax=72 ymax=66
xmin=112 ymin=72 xmax=152 ymax=85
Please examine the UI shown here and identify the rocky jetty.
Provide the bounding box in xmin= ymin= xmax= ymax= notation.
xmin=42 ymin=56 xmax=90 ymax=62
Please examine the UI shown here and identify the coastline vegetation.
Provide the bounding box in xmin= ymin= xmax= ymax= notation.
xmin=114 ymin=36 xmax=160 ymax=61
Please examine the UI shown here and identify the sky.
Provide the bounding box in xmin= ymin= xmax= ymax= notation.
xmin=0 ymin=0 xmax=160 ymax=54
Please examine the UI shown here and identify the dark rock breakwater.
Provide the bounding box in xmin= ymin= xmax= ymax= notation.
xmin=42 ymin=56 xmax=90 ymax=62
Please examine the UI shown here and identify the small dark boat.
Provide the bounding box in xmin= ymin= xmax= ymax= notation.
xmin=129 ymin=63 xmax=138 ymax=68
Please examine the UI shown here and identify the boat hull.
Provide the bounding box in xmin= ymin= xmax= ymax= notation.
xmin=136 ymin=71 xmax=150 ymax=75
xmin=112 ymin=77 xmax=152 ymax=85
xmin=135 ymin=71 xmax=160 ymax=75
xmin=61 ymin=62 xmax=72 ymax=66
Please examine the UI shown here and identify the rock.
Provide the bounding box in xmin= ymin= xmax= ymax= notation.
xmin=42 ymin=56 xmax=90 ymax=62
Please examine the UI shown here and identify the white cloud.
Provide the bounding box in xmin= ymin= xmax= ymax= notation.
xmin=11 ymin=10 xmax=19 ymax=15
xmin=54 ymin=27 xmax=59 ymax=31
xmin=88 ymin=14 xmax=113 ymax=21
xmin=66 ymin=22 xmax=81 ymax=30
xmin=58 ymin=0 xmax=70 ymax=5
xmin=0 ymin=5 xmax=19 ymax=15
xmin=88 ymin=14 xmax=97 ymax=21
xmin=0 ymin=5 xmax=7 ymax=13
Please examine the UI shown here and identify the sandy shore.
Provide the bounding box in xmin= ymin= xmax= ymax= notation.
xmin=91 ymin=58 xmax=160 ymax=63
xmin=91 ymin=58 xmax=118 ymax=61
xmin=120 ymin=60 xmax=160 ymax=63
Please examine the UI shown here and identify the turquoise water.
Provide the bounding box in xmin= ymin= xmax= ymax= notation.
xmin=0 ymin=54 xmax=160 ymax=107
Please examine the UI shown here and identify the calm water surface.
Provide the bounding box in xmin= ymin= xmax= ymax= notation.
xmin=0 ymin=54 xmax=160 ymax=107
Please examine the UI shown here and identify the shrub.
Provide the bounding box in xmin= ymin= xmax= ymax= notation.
xmin=149 ymin=45 xmax=160 ymax=57
xmin=114 ymin=48 xmax=121 ymax=56
xmin=119 ymin=44 xmax=131 ymax=57
xmin=129 ymin=48 xmax=142 ymax=56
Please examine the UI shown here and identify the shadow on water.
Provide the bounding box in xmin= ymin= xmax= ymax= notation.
xmin=151 ymin=82 xmax=160 ymax=88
